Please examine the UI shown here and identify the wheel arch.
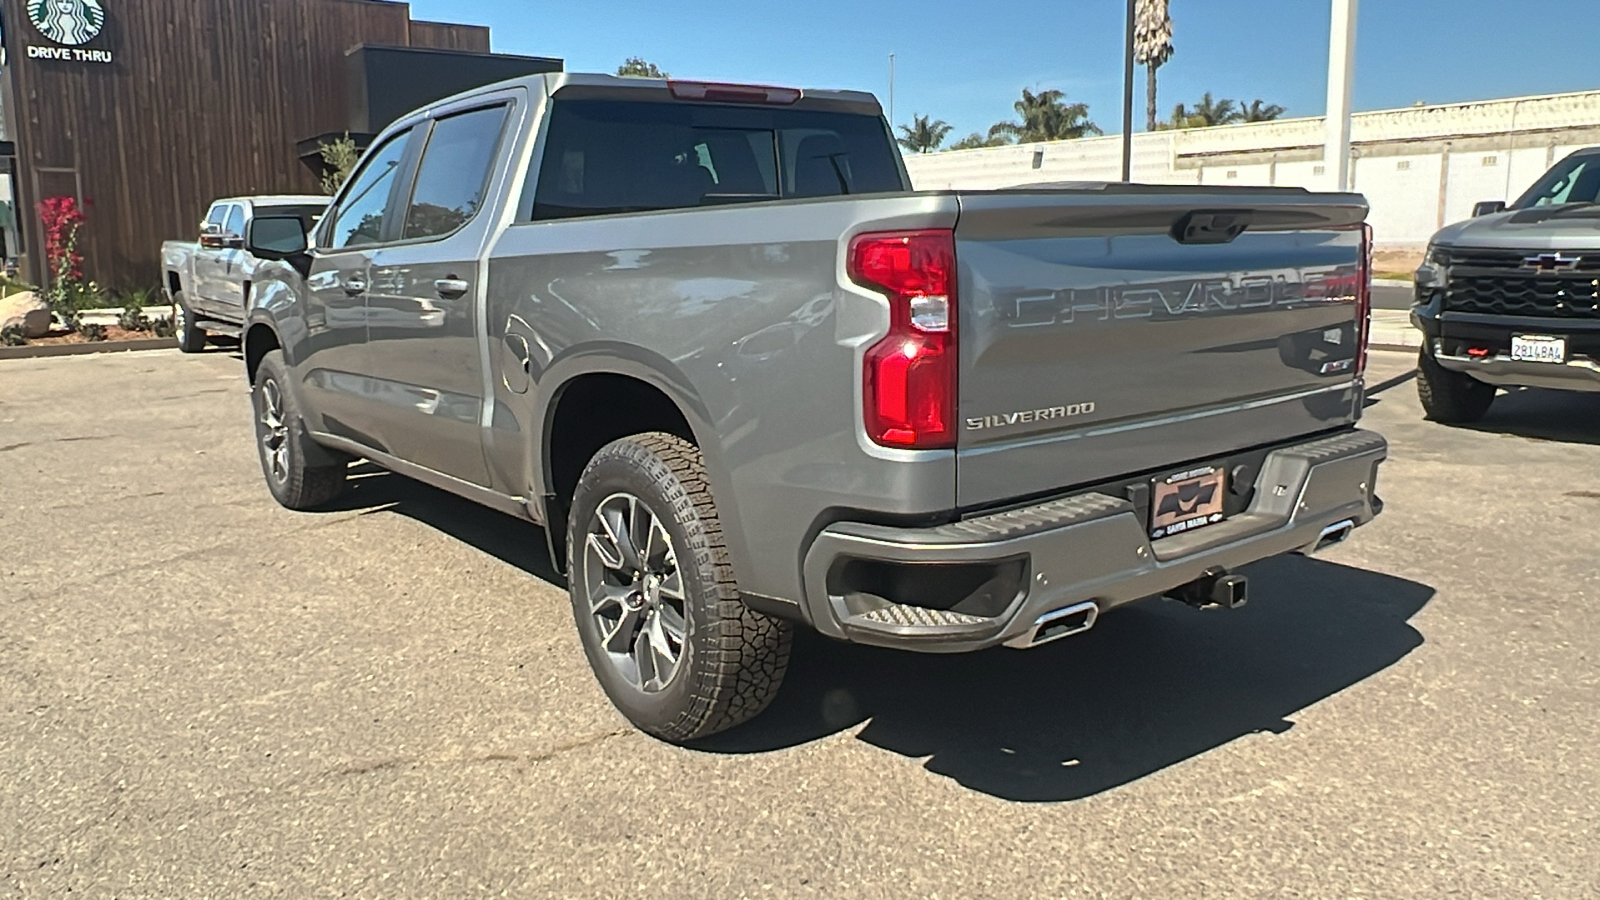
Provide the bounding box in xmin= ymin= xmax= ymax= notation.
xmin=535 ymin=346 xmax=747 ymax=579
xmin=243 ymin=317 xmax=282 ymax=386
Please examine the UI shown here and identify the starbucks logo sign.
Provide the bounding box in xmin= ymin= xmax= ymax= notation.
xmin=28 ymin=0 xmax=105 ymax=47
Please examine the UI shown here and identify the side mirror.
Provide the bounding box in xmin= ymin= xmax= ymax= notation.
xmin=247 ymin=216 xmax=309 ymax=260
xmin=1472 ymin=200 xmax=1507 ymax=217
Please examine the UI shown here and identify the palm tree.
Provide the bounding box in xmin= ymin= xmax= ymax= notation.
xmin=1134 ymin=0 xmax=1174 ymax=133
xmin=1240 ymin=99 xmax=1287 ymax=122
xmin=897 ymin=114 xmax=954 ymax=154
xmin=950 ymin=132 xmax=1012 ymax=151
xmin=989 ymin=88 xmax=1102 ymax=143
xmin=1166 ymin=103 xmax=1200 ymax=129
xmin=1170 ymin=93 xmax=1241 ymax=128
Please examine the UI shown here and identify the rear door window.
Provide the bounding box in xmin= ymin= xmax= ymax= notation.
xmin=402 ymin=105 xmax=510 ymax=240
xmin=529 ymin=99 xmax=904 ymax=221
xmin=224 ymin=205 xmax=246 ymax=238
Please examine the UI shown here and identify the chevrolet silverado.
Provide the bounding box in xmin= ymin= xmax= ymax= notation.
xmin=234 ymin=73 xmax=1386 ymax=741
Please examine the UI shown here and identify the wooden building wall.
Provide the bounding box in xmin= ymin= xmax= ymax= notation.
xmin=409 ymin=20 xmax=492 ymax=53
xmin=1 ymin=0 xmax=488 ymax=288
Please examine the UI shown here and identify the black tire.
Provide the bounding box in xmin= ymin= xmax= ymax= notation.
xmin=251 ymin=349 xmax=347 ymax=510
xmin=173 ymin=292 xmax=207 ymax=353
xmin=1417 ymin=344 xmax=1496 ymax=424
xmin=567 ymin=432 xmax=792 ymax=743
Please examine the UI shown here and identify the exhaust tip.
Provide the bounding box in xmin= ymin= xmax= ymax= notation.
xmin=1006 ymin=601 xmax=1100 ymax=649
xmin=1312 ymin=519 xmax=1357 ymax=553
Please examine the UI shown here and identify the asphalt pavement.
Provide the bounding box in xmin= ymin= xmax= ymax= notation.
xmin=1372 ymin=283 xmax=1415 ymax=310
xmin=3 ymin=348 xmax=1598 ymax=898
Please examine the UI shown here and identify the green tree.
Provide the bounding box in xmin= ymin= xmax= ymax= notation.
xmin=949 ymin=132 xmax=1013 ymax=151
xmin=317 ymin=134 xmax=360 ymax=195
xmin=1240 ymin=99 xmax=1287 ymax=122
xmin=616 ymin=57 xmax=668 ymax=78
xmin=1169 ymin=93 xmax=1242 ymax=128
xmin=1134 ymin=0 xmax=1174 ymax=133
xmin=989 ymin=88 xmax=1102 ymax=143
xmin=897 ymin=114 xmax=954 ymax=154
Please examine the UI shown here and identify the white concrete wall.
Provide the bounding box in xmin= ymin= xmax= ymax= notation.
xmin=904 ymin=90 xmax=1600 ymax=248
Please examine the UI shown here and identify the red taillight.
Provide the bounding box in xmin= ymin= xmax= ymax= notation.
xmin=667 ymin=81 xmax=802 ymax=105
xmin=1357 ymin=222 xmax=1373 ymax=376
xmin=848 ymin=230 xmax=957 ymax=450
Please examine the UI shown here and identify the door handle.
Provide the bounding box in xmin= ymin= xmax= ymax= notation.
xmin=342 ymin=277 xmax=367 ymax=296
xmin=435 ymin=278 xmax=470 ymax=298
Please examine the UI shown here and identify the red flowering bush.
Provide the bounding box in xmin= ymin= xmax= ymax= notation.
xmin=39 ymin=197 xmax=90 ymax=311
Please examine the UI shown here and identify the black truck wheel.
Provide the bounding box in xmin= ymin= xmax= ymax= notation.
xmin=567 ymin=432 xmax=792 ymax=743
xmin=251 ymin=350 xmax=348 ymax=510
xmin=173 ymin=292 xmax=207 ymax=353
xmin=1417 ymin=344 xmax=1497 ymax=424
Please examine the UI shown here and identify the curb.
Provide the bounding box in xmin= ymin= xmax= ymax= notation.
xmin=1369 ymin=341 xmax=1420 ymax=353
xmin=75 ymin=307 xmax=175 ymax=327
xmin=1372 ymin=278 xmax=1413 ymax=288
xmin=0 ymin=338 xmax=177 ymax=361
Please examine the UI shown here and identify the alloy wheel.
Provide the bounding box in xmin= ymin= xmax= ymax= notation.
xmin=581 ymin=492 xmax=688 ymax=693
xmin=257 ymin=379 xmax=290 ymax=484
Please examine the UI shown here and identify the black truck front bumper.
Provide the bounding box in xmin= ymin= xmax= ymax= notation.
xmin=1412 ymin=296 xmax=1600 ymax=392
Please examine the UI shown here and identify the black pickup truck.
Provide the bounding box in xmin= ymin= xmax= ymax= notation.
xmin=1413 ymin=146 xmax=1600 ymax=421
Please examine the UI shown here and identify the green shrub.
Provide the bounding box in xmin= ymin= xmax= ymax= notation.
xmin=0 ymin=324 xmax=27 ymax=346
xmin=117 ymin=294 xmax=152 ymax=332
xmin=78 ymin=322 xmax=107 ymax=342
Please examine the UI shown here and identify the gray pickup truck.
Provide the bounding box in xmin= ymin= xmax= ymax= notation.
xmin=1413 ymin=146 xmax=1600 ymax=421
xmin=235 ymin=73 xmax=1386 ymax=741
xmin=162 ymin=195 xmax=328 ymax=352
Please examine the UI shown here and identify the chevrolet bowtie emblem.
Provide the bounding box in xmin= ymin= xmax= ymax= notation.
xmin=1523 ymin=253 xmax=1581 ymax=272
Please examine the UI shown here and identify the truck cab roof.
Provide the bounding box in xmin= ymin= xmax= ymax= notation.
xmin=404 ymin=72 xmax=884 ymax=122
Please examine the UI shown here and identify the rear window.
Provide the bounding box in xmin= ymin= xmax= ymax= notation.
xmin=259 ymin=204 xmax=326 ymax=234
xmin=529 ymin=99 xmax=905 ymax=221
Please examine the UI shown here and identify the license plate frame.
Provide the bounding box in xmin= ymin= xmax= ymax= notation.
xmin=1149 ymin=465 xmax=1228 ymax=540
xmin=1511 ymin=334 xmax=1568 ymax=364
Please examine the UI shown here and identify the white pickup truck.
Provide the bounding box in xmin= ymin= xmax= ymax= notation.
xmin=161 ymin=196 xmax=328 ymax=352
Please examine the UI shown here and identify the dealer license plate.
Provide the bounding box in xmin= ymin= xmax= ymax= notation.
xmin=1511 ymin=334 xmax=1567 ymax=364
xmin=1150 ymin=466 xmax=1228 ymax=540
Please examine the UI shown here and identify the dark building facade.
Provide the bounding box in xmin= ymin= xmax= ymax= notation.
xmin=0 ymin=0 xmax=560 ymax=287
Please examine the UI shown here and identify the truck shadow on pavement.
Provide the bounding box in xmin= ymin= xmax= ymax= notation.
xmin=329 ymin=465 xmax=567 ymax=587
xmin=700 ymin=555 xmax=1433 ymax=803
xmin=324 ymin=467 xmax=1434 ymax=805
xmin=1362 ymin=368 xmax=1417 ymax=408
xmin=1454 ymin=386 xmax=1600 ymax=446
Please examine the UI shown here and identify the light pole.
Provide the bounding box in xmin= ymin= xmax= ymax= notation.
xmin=1121 ymin=0 xmax=1136 ymax=181
xmin=888 ymin=53 xmax=896 ymax=127
xmin=1323 ymin=0 xmax=1358 ymax=191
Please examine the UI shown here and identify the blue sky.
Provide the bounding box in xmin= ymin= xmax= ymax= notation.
xmin=408 ymin=0 xmax=1598 ymax=141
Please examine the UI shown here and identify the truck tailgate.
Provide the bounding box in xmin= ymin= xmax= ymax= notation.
xmin=953 ymin=189 xmax=1369 ymax=508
